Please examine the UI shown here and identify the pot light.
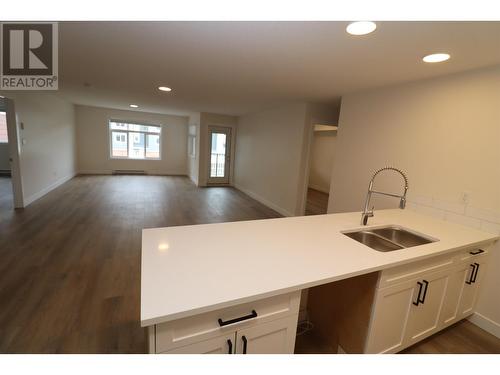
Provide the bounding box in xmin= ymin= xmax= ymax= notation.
xmin=346 ymin=21 xmax=377 ymax=36
xmin=423 ymin=53 xmax=450 ymax=63
xmin=129 ymin=104 xmax=139 ymax=108
xmin=158 ymin=86 xmax=172 ymax=92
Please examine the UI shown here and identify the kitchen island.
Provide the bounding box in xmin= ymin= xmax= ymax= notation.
xmin=141 ymin=209 xmax=498 ymax=354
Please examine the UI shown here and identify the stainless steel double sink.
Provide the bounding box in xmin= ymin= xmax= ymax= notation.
xmin=342 ymin=225 xmax=437 ymax=252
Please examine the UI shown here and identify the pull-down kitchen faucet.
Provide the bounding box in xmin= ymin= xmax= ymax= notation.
xmin=361 ymin=166 xmax=409 ymax=225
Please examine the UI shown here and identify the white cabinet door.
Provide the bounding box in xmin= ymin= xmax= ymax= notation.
xmin=458 ymin=257 xmax=488 ymax=318
xmin=162 ymin=333 xmax=236 ymax=354
xmin=439 ymin=265 xmax=467 ymax=326
xmin=364 ymin=281 xmax=416 ymax=354
xmin=234 ymin=315 xmax=298 ymax=354
xmin=405 ymin=269 xmax=449 ymax=346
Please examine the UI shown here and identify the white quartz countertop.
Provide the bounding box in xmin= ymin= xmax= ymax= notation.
xmin=141 ymin=209 xmax=498 ymax=326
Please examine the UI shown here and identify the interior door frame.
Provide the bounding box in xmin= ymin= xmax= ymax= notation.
xmin=207 ymin=126 xmax=232 ymax=185
xmin=1 ymin=97 xmax=25 ymax=208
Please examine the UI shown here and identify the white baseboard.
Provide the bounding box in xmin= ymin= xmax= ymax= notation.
xmin=24 ymin=172 xmax=76 ymax=206
xmin=468 ymin=312 xmax=500 ymax=339
xmin=234 ymin=184 xmax=294 ymax=217
xmin=77 ymin=169 xmax=113 ymax=175
xmin=308 ymin=183 xmax=330 ymax=194
xmin=78 ymin=170 xmax=188 ymax=176
xmin=188 ymin=174 xmax=199 ymax=186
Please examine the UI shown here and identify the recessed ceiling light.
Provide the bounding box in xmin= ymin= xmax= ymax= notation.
xmin=346 ymin=21 xmax=377 ymax=36
xmin=158 ymin=86 xmax=172 ymax=92
xmin=423 ymin=53 xmax=450 ymax=63
xmin=129 ymin=104 xmax=139 ymax=108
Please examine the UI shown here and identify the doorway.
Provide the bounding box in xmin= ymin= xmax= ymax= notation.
xmin=0 ymin=97 xmax=24 ymax=209
xmin=305 ymin=125 xmax=337 ymax=215
xmin=207 ymin=126 xmax=231 ymax=184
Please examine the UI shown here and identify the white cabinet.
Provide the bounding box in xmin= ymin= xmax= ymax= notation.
xmin=161 ymin=315 xmax=298 ymax=354
xmin=164 ymin=333 xmax=236 ymax=354
xmin=152 ymin=291 xmax=301 ymax=354
xmin=404 ymin=269 xmax=449 ymax=345
xmin=364 ymin=247 xmax=490 ymax=354
xmin=365 ymin=280 xmax=416 ymax=353
xmin=439 ymin=266 xmax=467 ymax=326
xmin=234 ymin=315 xmax=298 ymax=354
xmin=457 ymin=256 xmax=488 ymax=318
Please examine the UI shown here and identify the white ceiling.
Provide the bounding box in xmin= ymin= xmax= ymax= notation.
xmin=59 ymin=21 xmax=500 ymax=116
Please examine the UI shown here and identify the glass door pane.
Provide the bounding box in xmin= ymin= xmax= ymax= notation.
xmin=210 ymin=133 xmax=227 ymax=177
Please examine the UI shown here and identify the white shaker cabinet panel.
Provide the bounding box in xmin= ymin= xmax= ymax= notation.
xmin=404 ymin=269 xmax=449 ymax=346
xmin=234 ymin=315 xmax=298 ymax=354
xmin=365 ymin=281 xmax=415 ymax=354
xmin=162 ymin=333 xmax=236 ymax=354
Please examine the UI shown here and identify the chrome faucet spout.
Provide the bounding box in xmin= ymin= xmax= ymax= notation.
xmin=361 ymin=166 xmax=409 ymax=225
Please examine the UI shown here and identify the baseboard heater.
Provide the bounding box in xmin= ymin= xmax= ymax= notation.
xmin=112 ymin=169 xmax=147 ymax=175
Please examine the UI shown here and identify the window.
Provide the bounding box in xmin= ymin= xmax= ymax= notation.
xmin=0 ymin=112 xmax=7 ymax=143
xmin=109 ymin=120 xmax=161 ymax=159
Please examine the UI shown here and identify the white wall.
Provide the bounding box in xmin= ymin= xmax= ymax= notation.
xmin=234 ymin=103 xmax=309 ymax=216
xmin=187 ymin=113 xmax=200 ymax=185
xmin=329 ymin=65 xmax=500 ymax=335
xmin=75 ymin=105 xmax=189 ymax=175
xmin=0 ymin=92 xmax=77 ymax=205
xmin=308 ymin=130 xmax=336 ymax=193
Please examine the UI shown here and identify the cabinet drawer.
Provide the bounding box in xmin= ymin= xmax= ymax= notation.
xmin=155 ymin=290 xmax=301 ymax=353
xmin=378 ymin=254 xmax=454 ymax=289
xmin=453 ymin=247 xmax=489 ymax=263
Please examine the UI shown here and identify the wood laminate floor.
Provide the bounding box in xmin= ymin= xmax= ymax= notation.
xmin=1 ymin=175 xmax=499 ymax=354
xmin=305 ymin=188 xmax=329 ymax=216
xmin=294 ymin=320 xmax=500 ymax=354
xmin=0 ymin=176 xmax=13 ymax=213
xmin=0 ymin=175 xmax=280 ymax=353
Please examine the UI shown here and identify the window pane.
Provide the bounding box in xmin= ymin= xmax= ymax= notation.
xmin=0 ymin=112 xmax=8 ymax=143
xmin=145 ymin=125 xmax=161 ymax=133
xmin=126 ymin=124 xmax=161 ymax=133
xmin=110 ymin=121 xmax=128 ymax=131
xmin=111 ymin=131 xmax=127 ymax=157
xmin=109 ymin=121 xmax=161 ymax=160
xmin=146 ymin=134 xmax=160 ymax=158
xmin=128 ymin=132 xmax=145 ymax=159
xmin=128 ymin=124 xmax=142 ymax=132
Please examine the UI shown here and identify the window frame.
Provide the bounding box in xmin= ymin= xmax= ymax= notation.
xmin=108 ymin=119 xmax=162 ymax=160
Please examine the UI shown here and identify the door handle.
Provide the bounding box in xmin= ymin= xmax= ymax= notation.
xmin=469 ymin=249 xmax=484 ymax=255
xmin=466 ymin=264 xmax=476 ymax=285
xmin=471 ymin=263 xmax=480 ymax=283
xmin=413 ymin=281 xmax=424 ymax=306
xmin=413 ymin=280 xmax=429 ymax=306
xmin=420 ymin=280 xmax=429 ymax=304
xmin=242 ymin=335 xmax=248 ymax=354
xmin=218 ymin=310 xmax=258 ymax=327
xmin=227 ymin=339 xmax=233 ymax=354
